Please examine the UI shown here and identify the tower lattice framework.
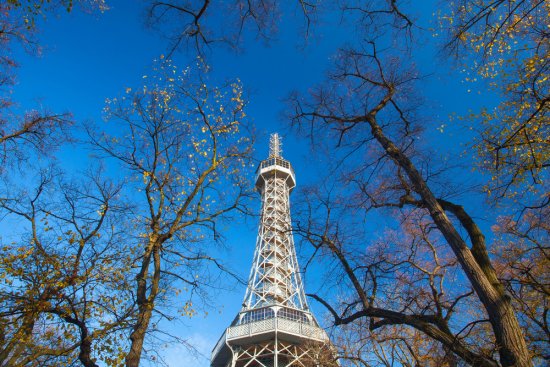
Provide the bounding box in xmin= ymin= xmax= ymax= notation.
xmin=211 ymin=134 xmax=336 ymax=367
xmin=243 ymin=133 xmax=307 ymax=311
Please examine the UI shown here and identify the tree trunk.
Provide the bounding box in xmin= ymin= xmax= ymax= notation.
xmin=313 ymin=242 xmax=499 ymax=367
xmin=125 ymin=241 xmax=162 ymax=367
xmin=126 ymin=308 xmax=153 ymax=367
xmin=77 ymin=327 xmax=99 ymax=367
xmin=366 ymin=115 xmax=532 ymax=367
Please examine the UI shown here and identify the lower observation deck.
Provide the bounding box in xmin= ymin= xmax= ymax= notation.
xmin=211 ymin=317 xmax=328 ymax=367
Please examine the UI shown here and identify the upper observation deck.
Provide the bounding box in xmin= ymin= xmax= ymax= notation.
xmin=255 ymin=134 xmax=296 ymax=191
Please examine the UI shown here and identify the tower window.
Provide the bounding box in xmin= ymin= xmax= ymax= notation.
xmin=277 ymin=308 xmax=309 ymax=324
xmin=240 ymin=307 xmax=275 ymax=324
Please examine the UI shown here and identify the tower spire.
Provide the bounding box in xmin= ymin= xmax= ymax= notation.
xmin=269 ymin=132 xmax=282 ymax=158
xmin=211 ymin=133 xmax=336 ymax=367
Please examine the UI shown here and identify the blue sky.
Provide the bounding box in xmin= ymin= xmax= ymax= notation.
xmin=9 ymin=1 xmax=499 ymax=365
xmin=11 ymin=3 xmax=345 ymax=364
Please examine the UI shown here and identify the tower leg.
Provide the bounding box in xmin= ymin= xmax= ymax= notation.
xmin=229 ymin=345 xmax=236 ymax=367
xmin=274 ymin=335 xmax=278 ymax=367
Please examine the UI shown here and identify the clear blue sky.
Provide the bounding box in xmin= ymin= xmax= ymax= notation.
xmin=11 ymin=1 xmax=497 ymax=365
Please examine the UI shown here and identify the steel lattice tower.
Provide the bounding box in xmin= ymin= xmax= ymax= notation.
xmin=211 ymin=134 xmax=334 ymax=367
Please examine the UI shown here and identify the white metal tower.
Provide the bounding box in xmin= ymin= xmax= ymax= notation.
xmin=211 ymin=133 xmax=334 ymax=367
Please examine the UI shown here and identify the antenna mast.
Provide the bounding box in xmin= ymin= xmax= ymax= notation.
xmin=269 ymin=133 xmax=282 ymax=158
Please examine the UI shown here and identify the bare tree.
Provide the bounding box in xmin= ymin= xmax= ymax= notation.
xmin=90 ymin=59 xmax=254 ymax=367
xmin=0 ymin=1 xmax=108 ymax=173
xmin=491 ymin=207 xmax=549 ymax=362
xmin=145 ymin=0 xmax=317 ymax=56
xmin=289 ymin=37 xmax=533 ymax=366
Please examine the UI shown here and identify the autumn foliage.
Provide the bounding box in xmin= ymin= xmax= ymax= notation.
xmin=0 ymin=1 xmax=548 ymax=367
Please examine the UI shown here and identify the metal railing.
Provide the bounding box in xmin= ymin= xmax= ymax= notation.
xmin=259 ymin=157 xmax=292 ymax=171
xmin=257 ymin=157 xmax=295 ymax=177
xmin=226 ymin=317 xmax=328 ymax=342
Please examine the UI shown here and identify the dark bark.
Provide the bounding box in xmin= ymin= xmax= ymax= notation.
xmin=437 ymin=199 xmax=505 ymax=295
xmin=310 ymin=237 xmax=500 ymax=367
xmin=58 ymin=313 xmax=99 ymax=367
xmin=402 ymin=196 xmax=506 ymax=295
xmin=295 ymin=78 xmax=533 ymax=365
xmin=125 ymin=241 xmax=162 ymax=367
xmin=364 ymin=110 xmax=532 ymax=367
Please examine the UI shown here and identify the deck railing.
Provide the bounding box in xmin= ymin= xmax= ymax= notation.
xmin=258 ymin=157 xmax=293 ymax=172
xmin=225 ymin=317 xmax=327 ymax=341
xmin=212 ymin=317 xmax=330 ymax=361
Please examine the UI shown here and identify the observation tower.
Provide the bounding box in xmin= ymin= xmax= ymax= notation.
xmin=211 ymin=134 xmax=335 ymax=367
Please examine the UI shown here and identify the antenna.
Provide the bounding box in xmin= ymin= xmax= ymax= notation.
xmin=269 ymin=133 xmax=282 ymax=158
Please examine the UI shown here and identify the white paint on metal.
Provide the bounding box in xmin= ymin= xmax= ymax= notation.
xmin=211 ymin=133 xmax=336 ymax=367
